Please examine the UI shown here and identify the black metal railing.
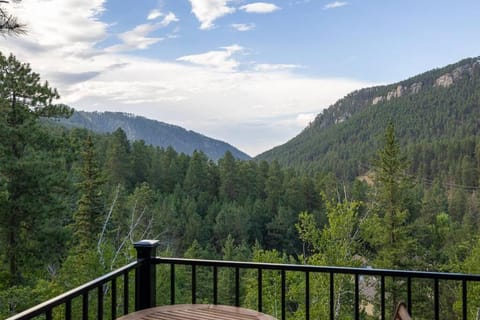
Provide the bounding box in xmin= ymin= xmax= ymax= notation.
xmin=154 ymin=257 xmax=480 ymax=320
xmin=7 ymin=261 xmax=139 ymax=320
xmin=8 ymin=240 xmax=480 ymax=320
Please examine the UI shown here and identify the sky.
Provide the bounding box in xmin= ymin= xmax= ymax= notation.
xmin=1 ymin=1 xmax=480 ymax=156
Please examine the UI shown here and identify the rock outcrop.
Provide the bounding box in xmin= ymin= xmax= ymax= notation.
xmin=386 ymin=85 xmax=404 ymax=101
xmin=371 ymin=60 xmax=480 ymax=105
xmin=434 ymin=61 xmax=480 ymax=88
xmin=410 ymin=82 xmax=423 ymax=94
xmin=434 ymin=74 xmax=454 ymax=88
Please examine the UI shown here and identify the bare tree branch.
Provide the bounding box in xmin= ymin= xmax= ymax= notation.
xmin=97 ymin=184 xmax=121 ymax=269
xmin=0 ymin=0 xmax=26 ymax=36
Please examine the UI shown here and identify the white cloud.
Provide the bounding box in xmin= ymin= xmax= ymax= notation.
xmin=9 ymin=0 xmax=107 ymax=49
xmin=106 ymin=23 xmax=164 ymax=52
xmin=253 ymin=63 xmax=299 ymax=72
xmin=189 ymin=0 xmax=235 ymax=30
xmin=296 ymin=113 xmax=316 ymax=126
xmin=239 ymin=2 xmax=280 ymax=13
xmin=177 ymin=45 xmax=243 ymax=72
xmin=147 ymin=9 xmax=162 ymax=20
xmin=160 ymin=12 xmax=179 ymax=27
xmin=324 ymin=1 xmax=348 ymax=10
xmin=231 ymin=23 xmax=255 ymax=31
xmin=105 ymin=12 xmax=177 ymax=52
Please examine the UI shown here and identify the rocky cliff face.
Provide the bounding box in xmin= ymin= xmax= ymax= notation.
xmin=372 ymin=82 xmax=423 ymax=104
xmin=434 ymin=62 xmax=479 ymax=88
xmin=311 ymin=58 xmax=480 ymax=132
xmin=371 ymin=60 xmax=480 ymax=103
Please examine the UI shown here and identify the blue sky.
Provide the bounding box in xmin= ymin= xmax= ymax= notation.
xmin=1 ymin=0 xmax=480 ymax=155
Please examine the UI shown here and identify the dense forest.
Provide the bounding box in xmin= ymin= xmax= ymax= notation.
xmin=2 ymin=52 xmax=480 ymax=319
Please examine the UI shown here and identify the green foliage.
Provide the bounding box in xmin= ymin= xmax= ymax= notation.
xmin=73 ymin=135 xmax=104 ymax=249
xmin=0 ymin=52 xmax=73 ymax=285
xmin=105 ymin=128 xmax=132 ymax=188
xmin=366 ymin=123 xmax=418 ymax=270
xmin=4 ymin=52 xmax=480 ymax=319
xmin=296 ymin=201 xmax=364 ymax=319
xmin=244 ymin=246 xmax=291 ymax=319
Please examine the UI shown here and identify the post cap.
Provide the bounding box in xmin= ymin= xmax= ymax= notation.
xmin=134 ymin=239 xmax=161 ymax=248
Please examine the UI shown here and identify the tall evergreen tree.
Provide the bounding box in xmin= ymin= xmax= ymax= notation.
xmin=369 ymin=121 xmax=416 ymax=269
xmin=363 ymin=122 xmax=418 ymax=315
xmin=105 ymin=128 xmax=132 ymax=189
xmin=219 ymin=151 xmax=240 ymax=202
xmin=0 ymin=52 xmax=72 ymax=284
xmin=73 ymin=136 xmax=104 ymax=250
xmin=183 ymin=150 xmax=209 ymax=199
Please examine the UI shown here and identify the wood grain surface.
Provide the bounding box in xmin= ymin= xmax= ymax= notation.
xmin=116 ymin=304 xmax=277 ymax=320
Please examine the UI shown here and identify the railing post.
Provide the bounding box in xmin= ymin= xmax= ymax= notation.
xmin=134 ymin=240 xmax=160 ymax=311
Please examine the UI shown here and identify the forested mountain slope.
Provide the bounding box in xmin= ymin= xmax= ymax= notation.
xmin=257 ymin=57 xmax=480 ymax=183
xmin=57 ymin=111 xmax=251 ymax=161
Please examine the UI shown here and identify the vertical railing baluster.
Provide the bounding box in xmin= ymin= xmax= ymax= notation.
xmin=281 ymin=270 xmax=286 ymax=320
xmin=123 ymin=272 xmax=129 ymax=315
xmin=65 ymin=300 xmax=72 ymax=320
xmin=111 ymin=278 xmax=117 ymax=320
xmin=213 ymin=266 xmax=218 ymax=305
xmin=98 ymin=284 xmax=104 ymax=320
xmin=434 ymin=278 xmax=439 ymax=320
xmin=192 ymin=264 xmax=197 ymax=304
xmin=407 ymin=277 xmax=412 ymax=316
xmin=258 ymin=268 xmax=263 ymax=312
xmin=170 ymin=264 xmax=175 ymax=305
xmin=462 ymin=280 xmax=467 ymax=320
xmin=235 ymin=267 xmax=240 ymax=307
xmin=305 ymin=271 xmax=310 ymax=320
xmin=381 ymin=275 xmax=385 ymax=320
xmin=82 ymin=292 xmax=89 ymax=320
xmin=46 ymin=309 xmax=52 ymax=320
xmin=330 ymin=272 xmax=334 ymax=320
xmin=355 ymin=274 xmax=359 ymax=320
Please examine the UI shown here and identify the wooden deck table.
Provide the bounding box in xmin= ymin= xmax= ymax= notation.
xmin=116 ymin=304 xmax=277 ymax=320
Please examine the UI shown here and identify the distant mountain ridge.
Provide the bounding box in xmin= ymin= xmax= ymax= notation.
xmin=59 ymin=111 xmax=251 ymax=161
xmin=256 ymin=56 xmax=480 ymax=181
xmin=310 ymin=57 xmax=480 ymax=132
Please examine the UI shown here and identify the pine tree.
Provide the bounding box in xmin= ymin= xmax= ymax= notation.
xmin=104 ymin=128 xmax=132 ymax=189
xmin=183 ymin=150 xmax=209 ymax=200
xmin=219 ymin=151 xmax=240 ymax=202
xmin=364 ymin=122 xmax=418 ymax=316
xmin=370 ymin=121 xmax=416 ymax=269
xmin=73 ymin=136 xmax=104 ymax=250
xmin=0 ymin=52 xmax=72 ymax=285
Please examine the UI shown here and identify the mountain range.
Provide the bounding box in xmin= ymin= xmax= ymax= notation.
xmin=57 ymin=56 xmax=480 ymax=186
xmin=57 ymin=111 xmax=251 ymax=161
xmin=256 ymin=57 xmax=480 ymax=183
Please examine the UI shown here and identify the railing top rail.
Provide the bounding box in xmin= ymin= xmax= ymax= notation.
xmin=154 ymin=257 xmax=480 ymax=281
xmin=7 ymin=261 xmax=140 ymax=320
